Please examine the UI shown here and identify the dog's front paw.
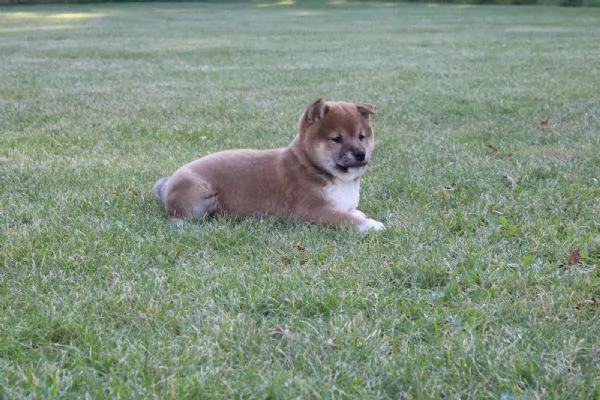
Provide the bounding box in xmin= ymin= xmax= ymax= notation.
xmin=351 ymin=209 xmax=367 ymax=219
xmin=358 ymin=218 xmax=385 ymax=233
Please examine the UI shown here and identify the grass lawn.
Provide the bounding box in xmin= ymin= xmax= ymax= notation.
xmin=1 ymin=2 xmax=599 ymax=398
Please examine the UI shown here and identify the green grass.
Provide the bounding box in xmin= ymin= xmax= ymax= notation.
xmin=1 ymin=2 xmax=599 ymax=399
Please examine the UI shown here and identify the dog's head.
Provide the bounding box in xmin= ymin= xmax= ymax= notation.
xmin=296 ymin=98 xmax=375 ymax=182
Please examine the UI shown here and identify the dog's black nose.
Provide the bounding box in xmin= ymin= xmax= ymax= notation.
xmin=352 ymin=150 xmax=366 ymax=162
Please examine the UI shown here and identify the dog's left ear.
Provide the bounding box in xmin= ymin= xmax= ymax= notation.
xmin=357 ymin=103 xmax=375 ymax=118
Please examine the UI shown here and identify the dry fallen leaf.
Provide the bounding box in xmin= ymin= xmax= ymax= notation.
xmin=108 ymin=270 xmax=119 ymax=284
xmin=441 ymin=183 xmax=456 ymax=195
xmin=67 ymin=253 xmax=85 ymax=262
xmin=487 ymin=144 xmax=512 ymax=158
xmin=504 ymin=175 xmax=517 ymax=189
xmin=270 ymin=325 xmax=293 ymax=339
xmin=325 ymin=338 xmax=339 ymax=350
xmin=486 ymin=144 xmax=501 ymax=156
xmin=568 ymin=248 xmax=581 ymax=266
xmin=295 ymin=244 xmax=307 ymax=252
xmin=382 ymin=258 xmax=390 ymax=268
xmin=575 ymin=297 xmax=597 ymax=311
xmin=537 ymin=387 xmax=547 ymax=399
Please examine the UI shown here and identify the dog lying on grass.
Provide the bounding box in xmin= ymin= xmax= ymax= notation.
xmin=154 ymin=98 xmax=384 ymax=233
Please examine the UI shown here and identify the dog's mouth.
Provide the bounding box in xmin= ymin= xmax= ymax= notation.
xmin=335 ymin=162 xmax=368 ymax=173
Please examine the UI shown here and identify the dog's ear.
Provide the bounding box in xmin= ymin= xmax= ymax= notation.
xmin=305 ymin=98 xmax=329 ymax=124
xmin=357 ymin=103 xmax=375 ymax=118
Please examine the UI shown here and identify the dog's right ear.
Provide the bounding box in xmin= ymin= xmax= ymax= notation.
xmin=305 ymin=98 xmax=329 ymax=124
xmin=357 ymin=103 xmax=375 ymax=118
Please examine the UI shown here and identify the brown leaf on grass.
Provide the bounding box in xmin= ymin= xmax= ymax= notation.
xmin=295 ymin=244 xmax=307 ymax=252
xmin=486 ymin=144 xmax=501 ymax=156
xmin=381 ymin=257 xmax=390 ymax=268
xmin=441 ymin=183 xmax=456 ymax=195
xmin=325 ymin=338 xmax=339 ymax=350
xmin=575 ymin=297 xmax=597 ymax=311
xmin=568 ymin=248 xmax=581 ymax=266
xmin=537 ymin=387 xmax=547 ymax=399
xmin=486 ymin=144 xmax=512 ymax=157
xmin=504 ymin=175 xmax=517 ymax=189
xmin=539 ymin=117 xmax=549 ymax=129
xmin=108 ymin=270 xmax=119 ymax=284
xmin=67 ymin=253 xmax=86 ymax=263
xmin=270 ymin=325 xmax=293 ymax=339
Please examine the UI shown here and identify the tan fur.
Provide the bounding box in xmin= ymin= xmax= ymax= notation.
xmin=153 ymin=98 xmax=384 ymax=232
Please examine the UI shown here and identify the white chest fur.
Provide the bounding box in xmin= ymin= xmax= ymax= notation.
xmin=322 ymin=179 xmax=360 ymax=212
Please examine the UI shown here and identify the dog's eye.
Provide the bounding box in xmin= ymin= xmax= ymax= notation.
xmin=331 ymin=136 xmax=342 ymax=144
xmin=358 ymin=133 xmax=365 ymax=141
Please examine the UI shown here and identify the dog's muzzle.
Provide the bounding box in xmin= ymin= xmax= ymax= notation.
xmin=335 ymin=161 xmax=369 ymax=173
xmin=334 ymin=149 xmax=369 ymax=173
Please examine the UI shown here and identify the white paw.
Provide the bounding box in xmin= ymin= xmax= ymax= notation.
xmin=358 ymin=218 xmax=385 ymax=233
xmin=168 ymin=217 xmax=185 ymax=226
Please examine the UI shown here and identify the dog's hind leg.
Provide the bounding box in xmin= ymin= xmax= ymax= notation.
xmin=162 ymin=172 xmax=218 ymax=222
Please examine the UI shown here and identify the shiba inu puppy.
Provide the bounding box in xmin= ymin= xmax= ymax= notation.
xmin=153 ymin=98 xmax=384 ymax=233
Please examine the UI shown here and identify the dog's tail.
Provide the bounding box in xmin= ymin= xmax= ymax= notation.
xmin=153 ymin=177 xmax=170 ymax=204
